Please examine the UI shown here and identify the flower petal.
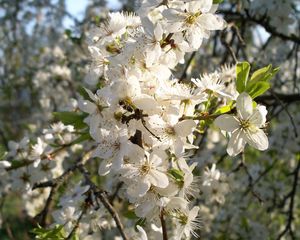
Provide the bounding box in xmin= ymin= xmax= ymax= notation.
xmin=215 ymin=114 xmax=239 ymax=132
xmin=245 ymin=129 xmax=269 ymax=151
xmin=174 ymin=120 xmax=197 ymax=137
xmin=189 ymin=206 xmax=200 ymax=220
xmin=236 ymin=92 xmax=253 ymax=120
xmin=227 ymin=129 xmax=246 ymax=156
xmin=197 ymin=14 xmax=225 ymax=30
xmin=148 ymin=170 xmax=169 ymax=188
xmin=249 ymin=105 xmax=267 ymax=127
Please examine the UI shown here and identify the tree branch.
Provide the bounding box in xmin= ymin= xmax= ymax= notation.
xmin=277 ymin=157 xmax=300 ymax=240
xmin=78 ymin=166 xmax=129 ymax=240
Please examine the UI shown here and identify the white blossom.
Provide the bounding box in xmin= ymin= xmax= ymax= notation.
xmin=215 ymin=92 xmax=268 ymax=156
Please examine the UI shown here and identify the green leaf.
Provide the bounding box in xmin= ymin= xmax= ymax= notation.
xmin=245 ymin=81 xmax=270 ymax=99
xmin=53 ymin=111 xmax=87 ymax=130
xmin=236 ymin=62 xmax=251 ymax=93
xmin=168 ymin=168 xmax=184 ymax=182
xmin=214 ymin=105 xmax=232 ymax=115
xmin=123 ymin=209 xmax=138 ymax=219
xmin=0 ymin=144 xmax=7 ymax=160
xmin=71 ymin=132 xmax=92 ymax=145
xmin=71 ymin=234 xmax=80 ymax=240
xmin=213 ymin=0 xmax=224 ymax=3
xmin=32 ymin=224 xmax=66 ymax=240
xmin=250 ymin=65 xmax=280 ymax=83
xmin=77 ymin=86 xmax=92 ymax=101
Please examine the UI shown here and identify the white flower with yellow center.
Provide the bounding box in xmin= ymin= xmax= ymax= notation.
xmin=214 ymin=92 xmax=268 ymax=156
xmin=162 ymin=0 xmax=226 ymax=49
xmin=122 ymin=146 xmax=169 ymax=197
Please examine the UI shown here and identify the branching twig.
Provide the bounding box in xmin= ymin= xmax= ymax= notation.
xmin=270 ymin=89 xmax=298 ymax=138
xmin=276 ymin=158 xmax=300 ymax=240
xmin=221 ymin=29 xmax=238 ymax=64
xmin=35 ymin=184 xmax=59 ymax=227
xmin=78 ymin=166 xmax=129 ymax=240
xmin=220 ymin=10 xmax=300 ymax=44
xmin=66 ymin=206 xmax=87 ymax=240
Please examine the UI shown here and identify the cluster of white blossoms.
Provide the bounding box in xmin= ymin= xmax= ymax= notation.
xmin=75 ymin=0 xmax=270 ymax=238
xmin=0 ymin=0 xmax=275 ymax=239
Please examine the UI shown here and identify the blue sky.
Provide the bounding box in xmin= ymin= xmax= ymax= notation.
xmin=65 ymin=0 xmax=122 ymax=27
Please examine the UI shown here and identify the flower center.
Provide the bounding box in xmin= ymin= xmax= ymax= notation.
xmin=239 ymin=119 xmax=251 ymax=130
xmin=185 ymin=11 xmax=202 ymax=25
xmin=165 ymin=126 xmax=176 ymax=136
xmin=140 ymin=164 xmax=151 ymax=175
xmin=179 ymin=213 xmax=188 ymax=225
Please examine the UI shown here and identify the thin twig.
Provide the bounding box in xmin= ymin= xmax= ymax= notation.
xmin=179 ymin=52 xmax=196 ymax=83
xmin=270 ymin=89 xmax=298 ymax=138
xmin=220 ymin=29 xmax=238 ymax=64
xmin=66 ymin=206 xmax=87 ymax=240
xmin=35 ymin=184 xmax=59 ymax=227
xmin=78 ymin=166 xmax=129 ymax=240
xmin=276 ymin=158 xmax=300 ymax=240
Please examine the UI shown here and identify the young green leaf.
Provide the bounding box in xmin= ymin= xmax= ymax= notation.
xmin=236 ymin=62 xmax=251 ymax=93
xmin=71 ymin=132 xmax=92 ymax=144
xmin=214 ymin=105 xmax=232 ymax=115
xmin=245 ymin=81 xmax=270 ymax=99
xmin=77 ymin=86 xmax=92 ymax=101
xmin=0 ymin=144 xmax=7 ymax=160
xmin=53 ymin=112 xmax=88 ymax=130
xmin=250 ymin=65 xmax=279 ymax=83
xmin=32 ymin=224 xmax=66 ymax=240
xmin=168 ymin=168 xmax=184 ymax=182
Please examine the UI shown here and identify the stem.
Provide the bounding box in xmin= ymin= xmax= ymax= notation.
xmin=160 ymin=209 xmax=168 ymax=240
xmin=78 ymin=166 xmax=129 ymax=240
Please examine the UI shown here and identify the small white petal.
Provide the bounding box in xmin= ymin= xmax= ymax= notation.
xmin=245 ymin=129 xmax=269 ymax=151
xmin=174 ymin=120 xmax=197 ymax=137
xmin=148 ymin=170 xmax=169 ymax=188
xmin=189 ymin=206 xmax=200 ymax=220
xmin=154 ymin=23 xmax=163 ymax=40
xmin=227 ymin=129 xmax=247 ymax=156
xmin=136 ymin=225 xmax=148 ymax=240
xmin=197 ymin=14 xmax=225 ymax=30
xmin=133 ymin=95 xmax=159 ymax=112
xmin=78 ymin=100 xmax=97 ymax=114
xmin=215 ymin=114 xmax=239 ymax=132
xmin=236 ymin=92 xmax=253 ymax=120
xmin=249 ymin=105 xmax=267 ymax=127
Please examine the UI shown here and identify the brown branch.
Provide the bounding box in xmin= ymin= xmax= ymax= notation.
xmin=269 ymin=90 xmax=298 ymax=138
xmin=66 ymin=206 xmax=87 ymax=240
xmin=109 ymin=182 xmax=124 ymax=202
xmin=78 ymin=166 xmax=129 ymax=240
xmin=179 ymin=51 xmax=196 ymax=83
xmin=276 ymin=158 xmax=300 ymax=240
xmin=160 ymin=209 xmax=168 ymax=240
xmin=32 ymin=162 xmax=82 ymax=190
xmin=35 ymin=184 xmax=59 ymax=227
xmin=220 ymin=29 xmax=238 ymax=64
xmin=256 ymin=93 xmax=300 ymax=104
xmin=220 ymin=10 xmax=300 ymax=44
xmin=232 ymin=153 xmax=264 ymax=203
